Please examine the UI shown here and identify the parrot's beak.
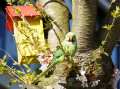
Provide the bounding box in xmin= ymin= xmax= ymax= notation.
xmin=69 ymin=37 xmax=73 ymax=42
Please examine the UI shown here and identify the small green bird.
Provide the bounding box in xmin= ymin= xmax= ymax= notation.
xmin=32 ymin=32 xmax=77 ymax=84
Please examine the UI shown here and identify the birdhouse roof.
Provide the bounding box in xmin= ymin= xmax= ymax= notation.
xmin=6 ymin=5 xmax=44 ymax=31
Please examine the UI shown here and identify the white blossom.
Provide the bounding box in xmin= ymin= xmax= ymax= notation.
xmin=39 ymin=63 xmax=49 ymax=72
xmin=37 ymin=50 xmax=53 ymax=72
xmin=76 ymin=74 xmax=88 ymax=87
xmin=79 ymin=67 xmax=86 ymax=75
xmin=77 ymin=75 xmax=87 ymax=83
xmin=91 ymin=80 xmax=100 ymax=87
xmin=75 ymin=67 xmax=88 ymax=88
xmin=37 ymin=52 xmax=45 ymax=62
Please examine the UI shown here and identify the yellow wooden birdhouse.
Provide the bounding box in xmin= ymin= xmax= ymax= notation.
xmin=6 ymin=5 xmax=45 ymax=64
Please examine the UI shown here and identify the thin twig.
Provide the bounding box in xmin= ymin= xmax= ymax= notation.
xmin=5 ymin=64 xmax=26 ymax=83
xmin=0 ymin=48 xmax=17 ymax=63
xmin=20 ymin=65 xmax=25 ymax=74
xmin=72 ymin=61 xmax=81 ymax=77
xmin=7 ymin=71 xmax=22 ymax=84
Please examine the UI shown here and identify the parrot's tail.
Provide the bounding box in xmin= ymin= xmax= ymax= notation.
xmin=32 ymin=61 xmax=57 ymax=84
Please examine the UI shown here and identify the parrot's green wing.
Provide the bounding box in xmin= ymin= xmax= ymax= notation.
xmin=51 ymin=45 xmax=67 ymax=63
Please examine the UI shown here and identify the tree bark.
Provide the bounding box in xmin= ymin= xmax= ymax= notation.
xmin=72 ymin=0 xmax=98 ymax=52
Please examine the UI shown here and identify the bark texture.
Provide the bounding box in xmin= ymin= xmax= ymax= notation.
xmin=72 ymin=0 xmax=97 ymax=52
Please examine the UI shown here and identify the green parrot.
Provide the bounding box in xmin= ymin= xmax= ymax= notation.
xmin=32 ymin=32 xmax=77 ymax=84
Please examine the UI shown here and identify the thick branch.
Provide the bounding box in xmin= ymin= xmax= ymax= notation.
xmin=39 ymin=0 xmax=70 ymax=51
xmin=72 ymin=0 xmax=98 ymax=52
xmin=96 ymin=0 xmax=120 ymax=54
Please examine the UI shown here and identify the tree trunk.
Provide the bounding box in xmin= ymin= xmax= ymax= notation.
xmin=72 ymin=0 xmax=97 ymax=52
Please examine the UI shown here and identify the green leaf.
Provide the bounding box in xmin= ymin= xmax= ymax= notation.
xmin=104 ymin=52 xmax=109 ymax=56
xmin=111 ymin=6 xmax=120 ymax=18
xmin=6 ymin=0 xmax=12 ymax=5
xmin=102 ymin=25 xmax=112 ymax=30
xmin=8 ymin=81 xmax=12 ymax=87
xmin=13 ymin=62 xmax=20 ymax=66
xmin=46 ymin=12 xmax=50 ymax=16
xmin=116 ymin=44 xmax=119 ymax=46
xmin=116 ymin=6 xmax=120 ymax=12
xmin=18 ymin=0 xmax=25 ymax=4
xmin=8 ymin=79 xmax=17 ymax=87
xmin=107 ymin=25 xmax=112 ymax=30
xmin=0 ymin=67 xmax=7 ymax=74
xmin=100 ymin=48 xmax=104 ymax=54
xmin=99 ymin=45 xmax=102 ymax=49
xmin=2 ymin=62 xmax=7 ymax=66
xmin=94 ymin=55 xmax=98 ymax=61
xmin=3 ymin=55 xmax=7 ymax=62
xmin=16 ymin=70 xmax=24 ymax=74
xmin=102 ymin=25 xmax=107 ymax=29
xmin=12 ymin=0 xmax=15 ymax=3
xmin=27 ymin=68 xmax=31 ymax=73
xmin=23 ymin=64 xmax=29 ymax=68
xmin=22 ymin=58 xmax=29 ymax=64
xmin=101 ymin=41 xmax=106 ymax=45
xmin=111 ymin=11 xmax=116 ymax=18
xmin=95 ymin=63 xmax=99 ymax=69
xmin=34 ymin=16 xmax=40 ymax=19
